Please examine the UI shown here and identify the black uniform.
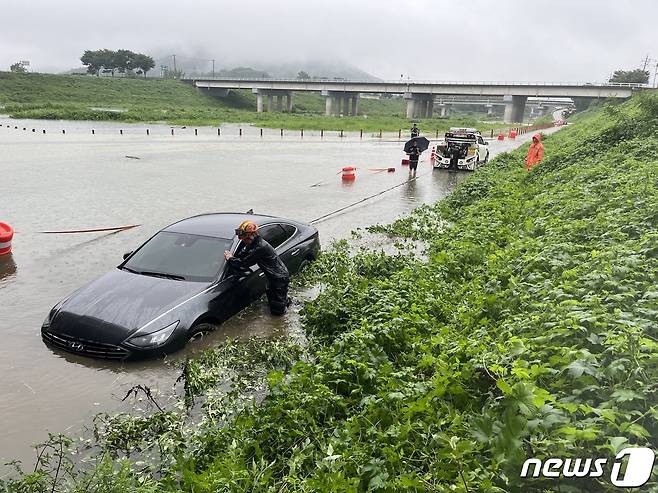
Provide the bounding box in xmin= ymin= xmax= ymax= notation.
xmin=408 ymin=145 xmax=420 ymax=170
xmin=410 ymin=126 xmax=420 ymax=138
xmin=227 ymin=235 xmax=290 ymax=315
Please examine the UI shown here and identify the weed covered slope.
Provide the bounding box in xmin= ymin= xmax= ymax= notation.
xmin=179 ymin=95 xmax=658 ymax=491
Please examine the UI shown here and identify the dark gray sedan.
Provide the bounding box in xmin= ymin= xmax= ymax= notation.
xmin=41 ymin=213 xmax=320 ymax=360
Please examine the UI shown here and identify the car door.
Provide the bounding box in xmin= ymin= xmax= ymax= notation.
xmin=278 ymin=223 xmax=303 ymax=273
xmin=260 ymin=223 xmax=301 ymax=273
xmin=477 ymin=135 xmax=486 ymax=160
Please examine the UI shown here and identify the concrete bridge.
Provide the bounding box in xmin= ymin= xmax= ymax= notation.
xmin=186 ymin=77 xmax=645 ymax=123
xmin=432 ymin=96 xmax=574 ymax=117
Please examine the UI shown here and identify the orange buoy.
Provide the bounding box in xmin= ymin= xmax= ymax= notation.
xmin=341 ymin=166 xmax=356 ymax=181
xmin=508 ymin=129 xmax=517 ymax=139
xmin=0 ymin=222 xmax=14 ymax=255
xmin=497 ymin=133 xmax=505 ymax=141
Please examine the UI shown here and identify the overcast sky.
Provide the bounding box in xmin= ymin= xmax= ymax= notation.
xmin=1 ymin=0 xmax=656 ymax=82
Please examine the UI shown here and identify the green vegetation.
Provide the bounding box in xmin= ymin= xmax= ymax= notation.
xmin=0 ymin=72 xmax=505 ymax=132
xmin=80 ymin=49 xmax=155 ymax=77
xmin=2 ymin=92 xmax=656 ymax=491
xmin=609 ymin=68 xmax=650 ymax=84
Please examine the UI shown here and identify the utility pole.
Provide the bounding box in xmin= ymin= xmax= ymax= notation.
xmin=211 ymin=59 xmax=215 ymax=78
xmin=641 ymin=55 xmax=650 ymax=71
xmin=172 ymin=54 xmax=177 ymax=78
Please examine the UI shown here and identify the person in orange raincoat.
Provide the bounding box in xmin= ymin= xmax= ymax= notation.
xmin=525 ymin=133 xmax=544 ymax=171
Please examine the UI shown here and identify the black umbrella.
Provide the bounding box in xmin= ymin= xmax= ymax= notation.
xmin=404 ymin=136 xmax=430 ymax=153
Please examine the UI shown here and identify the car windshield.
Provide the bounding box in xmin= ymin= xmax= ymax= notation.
xmin=122 ymin=232 xmax=232 ymax=282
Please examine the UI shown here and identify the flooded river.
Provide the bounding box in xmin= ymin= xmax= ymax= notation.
xmin=0 ymin=118 xmax=552 ymax=465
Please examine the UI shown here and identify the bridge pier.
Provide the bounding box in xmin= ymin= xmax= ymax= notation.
xmin=252 ymin=89 xmax=294 ymax=112
xmin=404 ymin=93 xmax=435 ymax=119
xmin=321 ymin=91 xmax=360 ymax=116
xmin=503 ymin=95 xmax=527 ymax=123
xmin=405 ymin=96 xmax=415 ymax=119
xmin=486 ymin=103 xmax=494 ymax=116
xmin=325 ymin=95 xmax=333 ymax=115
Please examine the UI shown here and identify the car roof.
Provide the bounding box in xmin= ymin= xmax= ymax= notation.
xmin=162 ymin=213 xmax=305 ymax=238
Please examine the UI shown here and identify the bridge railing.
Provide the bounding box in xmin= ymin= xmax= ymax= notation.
xmin=184 ymin=77 xmax=648 ymax=88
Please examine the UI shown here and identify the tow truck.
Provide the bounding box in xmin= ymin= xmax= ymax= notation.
xmin=433 ymin=127 xmax=490 ymax=171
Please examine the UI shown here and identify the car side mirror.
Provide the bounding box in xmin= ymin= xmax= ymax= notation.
xmin=123 ymin=251 xmax=133 ymax=260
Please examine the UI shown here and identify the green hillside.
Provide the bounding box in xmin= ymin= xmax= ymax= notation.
xmin=0 ymin=72 xmax=502 ymax=132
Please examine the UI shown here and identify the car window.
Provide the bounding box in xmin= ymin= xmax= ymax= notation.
xmin=124 ymin=232 xmax=232 ymax=282
xmin=259 ymin=224 xmax=288 ymax=248
xmin=280 ymin=224 xmax=297 ymax=243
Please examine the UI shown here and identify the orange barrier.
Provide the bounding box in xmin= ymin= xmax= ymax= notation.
xmin=341 ymin=166 xmax=356 ymax=181
xmin=0 ymin=222 xmax=13 ymax=255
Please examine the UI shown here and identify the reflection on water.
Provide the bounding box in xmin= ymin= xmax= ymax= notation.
xmin=0 ymin=118 xmax=555 ymax=466
xmin=0 ymin=254 xmax=17 ymax=285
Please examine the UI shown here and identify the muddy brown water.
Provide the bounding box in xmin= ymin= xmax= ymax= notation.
xmin=0 ymin=119 xmax=557 ymax=466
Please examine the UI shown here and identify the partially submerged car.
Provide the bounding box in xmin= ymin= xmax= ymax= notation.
xmin=433 ymin=127 xmax=490 ymax=171
xmin=41 ymin=213 xmax=320 ymax=360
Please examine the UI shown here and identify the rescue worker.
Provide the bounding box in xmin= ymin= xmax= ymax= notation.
xmin=407 ymin=142 xmax=421 ymax=178
xmin=525 ymin=133 xmax=544 ymax=171
xmin=224 ymin=220 xmax=290 ymax=315
xmin=410 ymin=123 xmax=420 ymax=138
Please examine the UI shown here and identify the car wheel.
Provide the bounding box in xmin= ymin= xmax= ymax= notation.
xmin=188 ymin=322 xmax=215 ymax=343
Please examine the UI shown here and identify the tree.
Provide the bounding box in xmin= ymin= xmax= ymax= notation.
xmin=113 ymin=49 xmax=136 ymax=74
xmin=133 ymin=53 xmax=155 ymax=78
xmin=297 ymin=70 xmax=311 ymax=80
xmin=80 ymin=50 xmax=104 ymax=75
xmin=609 ymin=69 xmax=649 ymax=84
xmin=9 ymin=62 xmax=27 ymax=73
xmin=81 ymin=49 xmax=154 ymax=77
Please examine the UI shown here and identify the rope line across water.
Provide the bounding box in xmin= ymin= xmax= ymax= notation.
xmin=309 ymin=169 xmax=433 ymax=225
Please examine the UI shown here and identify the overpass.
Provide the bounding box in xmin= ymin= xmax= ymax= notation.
xmin=186 ymin=77 xmax=646 ymax=123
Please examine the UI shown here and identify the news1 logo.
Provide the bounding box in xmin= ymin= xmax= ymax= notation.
xmin=520 ymin=447 xmax=655 ymax=487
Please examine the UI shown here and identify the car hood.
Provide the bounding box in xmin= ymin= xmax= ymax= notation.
xmin=49 ymin=268 xmax=208 ymax=344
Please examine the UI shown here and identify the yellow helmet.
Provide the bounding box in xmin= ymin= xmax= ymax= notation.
xmin=235 ymin=220 xmax=258 ymax=237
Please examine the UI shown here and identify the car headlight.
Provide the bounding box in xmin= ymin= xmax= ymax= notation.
xmin=126 ymin=321 xmax=179 ymax=348
xmin=42 ymin=304 xmax=61 ymax=328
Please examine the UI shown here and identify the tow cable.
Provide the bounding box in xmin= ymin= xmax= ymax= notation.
xmin=309 ymin=169 xmax=433 ymax=225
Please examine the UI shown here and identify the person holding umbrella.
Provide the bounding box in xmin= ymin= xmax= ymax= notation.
xmin=407 ymin=142 xmax=421 ymax=178
xmin=404 ymin=135 xmax=430 ymax=179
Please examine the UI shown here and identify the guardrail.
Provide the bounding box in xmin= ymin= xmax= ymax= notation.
xmin=185 ymin=77 xmax=648 ymax=89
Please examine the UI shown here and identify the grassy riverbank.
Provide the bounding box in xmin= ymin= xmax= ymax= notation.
xmin=2 ymin=92 xmax=655 ymax=492
xmin=0 ymin=72 xmax=504 ymax=132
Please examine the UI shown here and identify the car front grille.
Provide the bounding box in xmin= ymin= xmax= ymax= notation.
xmin=42 ymin=329 xmax=129 ymax=360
